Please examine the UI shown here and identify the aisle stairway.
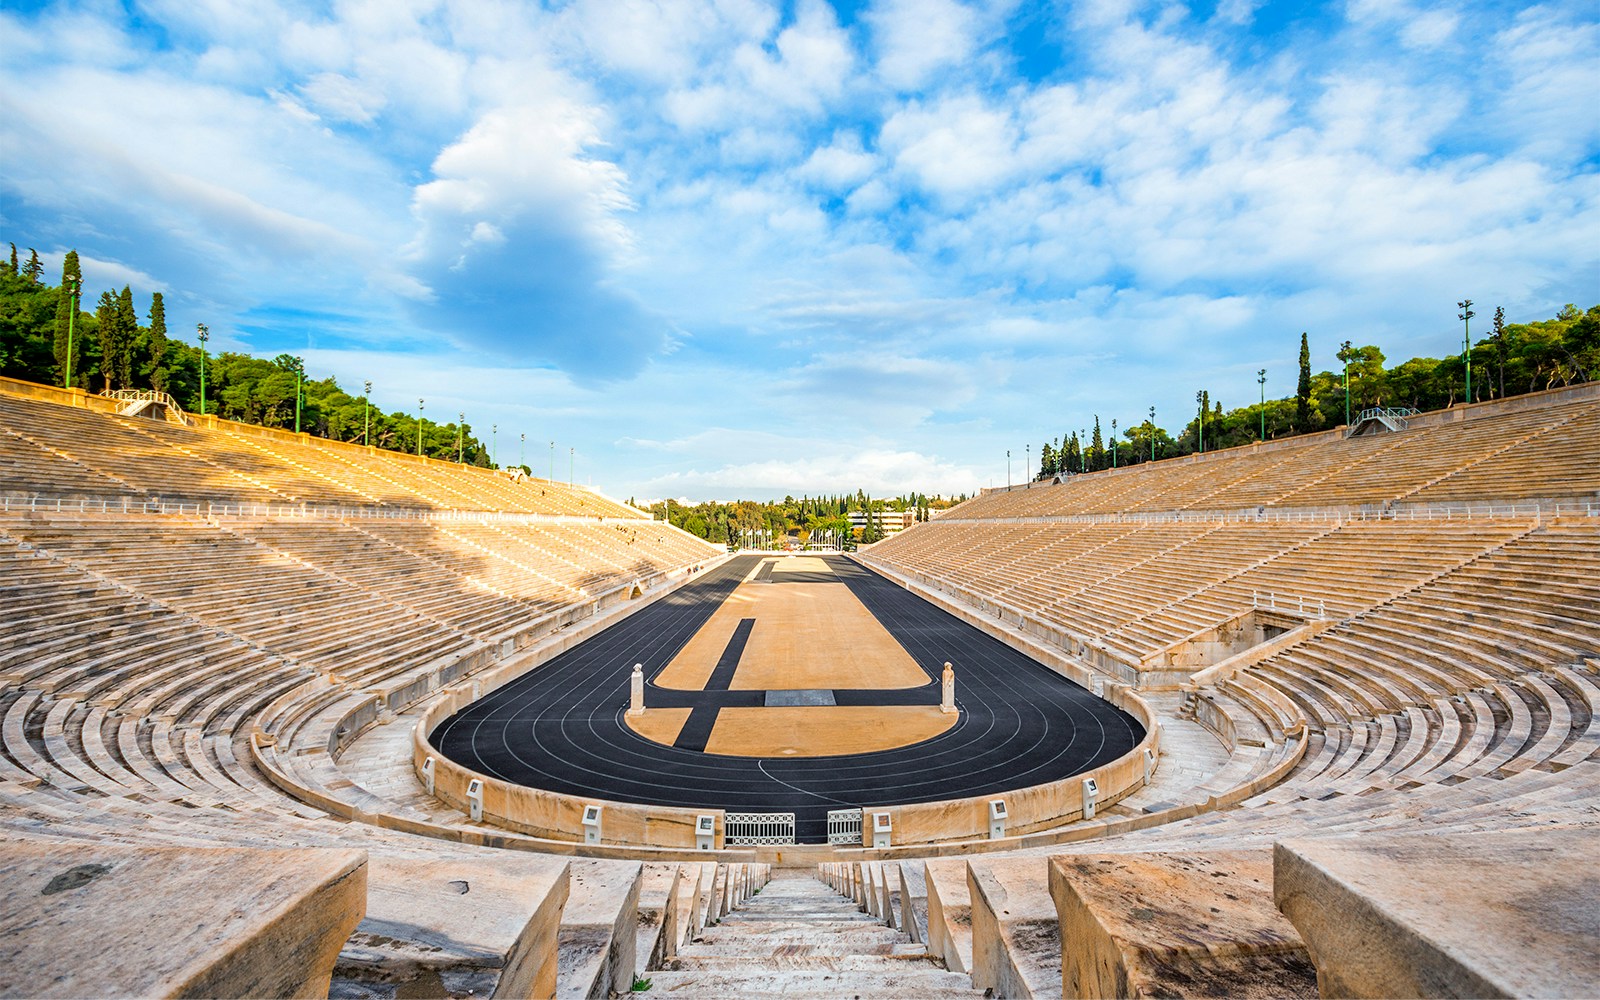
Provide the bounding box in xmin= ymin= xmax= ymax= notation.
xmin=646 ymin=872 xmax=981 ymax=998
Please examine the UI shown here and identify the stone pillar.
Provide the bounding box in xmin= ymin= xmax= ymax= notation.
xmin=941 ymin=662 xmax=957 ymax=715
xmin=628 ymin=664 xmax=645 ymax=717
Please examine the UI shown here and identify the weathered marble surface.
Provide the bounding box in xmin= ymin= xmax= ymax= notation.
xmin=1049 ymin=849 xmax=1315 ymax=999
xmin=556 ymin=859 xmax=641 ymax=1000
xmin=1275 ymin=828 xmax=1600 ymax=999
xmin=332 ymin=853 xmax=568 ymax=999
xmin=969 ymin=857 xmax=1062 ymax=999
xmin=0 ymin=842 xmax=366 ymax=999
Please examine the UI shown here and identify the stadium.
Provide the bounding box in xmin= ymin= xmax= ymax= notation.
xmin=0 ymin=374 xmax=1594 ymax=998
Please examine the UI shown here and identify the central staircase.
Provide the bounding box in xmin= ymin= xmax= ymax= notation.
xmin=645 ymin=871 xmax=981 ymax=998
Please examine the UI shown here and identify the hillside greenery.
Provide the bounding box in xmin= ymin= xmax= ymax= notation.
xmin=0 ymin=245 xmax=495 ymax=465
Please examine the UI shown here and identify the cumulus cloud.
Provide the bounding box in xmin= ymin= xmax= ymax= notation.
xmin=402 ymin=103 xmax=667 ymax=379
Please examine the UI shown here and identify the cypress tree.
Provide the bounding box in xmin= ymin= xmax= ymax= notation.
xmin=5 ymin=243 xmax=16 ymax=276
xmin=22 ymin=249 xmax=43 ymax=283
xmin=94 ymin=291 xmax=120 ymax=390
xmin=1296 ymin=332 xmax=1311 ymax=428
xmin=52 ymin=251 xmax=85 ymax=386
xmin=113 ymin=285 xmax=138 ymax=390
xmin=1491 ymin=306 xmax=1506 ymax=400
xmin=147 ymin=292 xmax=168 ymax=391
xmin=1090 ymin=416 xmax=1105 ymax=471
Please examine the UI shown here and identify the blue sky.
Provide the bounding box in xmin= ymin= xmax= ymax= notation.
xmin=3 ymin=0 xmax=1596 ymax=501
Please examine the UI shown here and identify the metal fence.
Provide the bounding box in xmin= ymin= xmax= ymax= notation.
xmin=826 ymin=808 xmax=863 ymax=846
xmin=0 ymin=493 xmax=649 ymax=526
xmin=724 ymin=812 xmax=796 ymax=846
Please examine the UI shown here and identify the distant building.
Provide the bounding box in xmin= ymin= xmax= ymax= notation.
xmin=848 ymin=509 xmax=914 ymax=537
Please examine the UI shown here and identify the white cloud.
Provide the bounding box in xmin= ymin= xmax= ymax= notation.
xmin=866 ymin=0 xmax=982 ymax=91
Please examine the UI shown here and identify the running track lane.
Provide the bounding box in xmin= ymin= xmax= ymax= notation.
xmin=429 ymin=554 xmax=1144 ymax=843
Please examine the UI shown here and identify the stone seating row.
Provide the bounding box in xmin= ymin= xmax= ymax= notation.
xmin=0 ymin=386 xmax=647 ymax=517
xmin=944 ymin=391 xmax=1596 ymax=519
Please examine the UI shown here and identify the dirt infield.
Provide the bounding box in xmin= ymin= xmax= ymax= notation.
xmin=653 ymin=573 xmax=928 ymax=692
xmin=702 ymin=706 xmax=956 ymax=757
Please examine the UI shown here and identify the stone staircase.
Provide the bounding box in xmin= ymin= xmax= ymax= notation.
xmin=644 ymin=871 xmax=981 ymax=998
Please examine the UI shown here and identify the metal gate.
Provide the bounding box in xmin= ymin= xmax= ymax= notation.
xmin=724 ymin=812 xmax=796 ymax=846
xmin=826 ymin=808 xmax=863 ymax=846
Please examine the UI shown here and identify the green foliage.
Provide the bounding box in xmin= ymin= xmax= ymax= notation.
xmin=630 ymin=975 xmax=653 ymax=992
xmin=0 ymin=243 xmax=494 ymax=463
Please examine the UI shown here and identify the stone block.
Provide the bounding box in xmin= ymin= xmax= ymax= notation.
xmin=969 ymin=857 xmax=1060 ymax=999
xmin=333 ymin=854 xmax=568 ymax=1000
xmin=924 ymin=858 xmax=973 ymax=974
xmin=0 ymin=842 xmax=366 ymax=999
xmin=556 ymin=860 xmax=641 ymax=1000
xmin=1049 ymin=849 xmax=1315 ymax=999
xmin=1275 ymin=828 xmax=1600 ymax=999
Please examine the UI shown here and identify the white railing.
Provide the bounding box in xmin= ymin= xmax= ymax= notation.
xmin=723 ymin=812 xmax=796 ymax=847
xmin=0 ymin=493 xmax=665 ymax=526
xmin=1251 ymin=591 xmax=1327 ymax=618
xmin=928 ymin=498 xmax=1597 ymax=527
xmin=826 ymin=808 xmax=863 ymax=846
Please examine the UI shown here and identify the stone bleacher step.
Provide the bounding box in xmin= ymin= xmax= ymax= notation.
xmin=651 ymin=874 xmax=982 ymax=999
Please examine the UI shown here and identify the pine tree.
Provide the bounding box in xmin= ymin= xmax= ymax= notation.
xmin=1491 ymin=306 xmax=1506 ymax=400
xmin=146 ymin=292 xmax=168 ymax=392
xmin=22 ymin=249 xmax=43 ymax=283
xmin=52 ymin=251 xmax=85 ymax=387
xmin=1296 ymin=332 xmax=1311 ymax=428
xmin=1090 ymin=416 xmax=1105 ymax=472
xmin=4 ymin=243 xmax=16 ymax=276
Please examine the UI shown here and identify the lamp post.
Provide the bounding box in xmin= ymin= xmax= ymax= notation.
xmin=1006 ymin=449 xmax=1011 ymax=488
xmin=417 ymin=399 xmax=424 ymax=457
xmin=549 ymin=440 xmax=554 ymax=481
xmin=197 ymin=323 xmax=209 ymax=416
xmin=363 ymin=381 xmax=371 ymax=446
xmin=293 ymin=356 xmax=303 ymax=434
xmin=1195 ymin=392 xmax=1205 ymax=454
xmin=1111 ymin=418 xmax=1118 ymax=468
xmin=1339 ymin=340 xmax=1353 ymax=427
xmin=457 ymin=413 xmax=465 ymax=464
xmin=1026 ymin=444 xmax=1030 ymax=482
xmin=1457 ymin=299 xmax=1474 ymax=404
xmin=520 ymin=433 xmax=525 ymax=470
xmin=1080 ymin=429 xmax=1087 ymax=472
xmin=1149 ymin=405 xmax=1156 ymax=462
xmin=1257 ymin=369 xmax=1267 ymax=442
xmin=492 ymin=424 xmax=498 ymax=468
xmin=63 ymin=276 xmax=81 ymax=389
xmin=569 ymin=446 xmax=574 ymax=485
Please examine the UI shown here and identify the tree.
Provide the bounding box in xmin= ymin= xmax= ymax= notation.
xmin=1491 ymin=306 xmax=1506 ymax=400
xmin=21 ymin=249 xmax=43 ymax=283
xmin=1296 ymin=332 xmax=1311 ymax=429
xmin=1039 ymin=441 xmax=1056 ymax=479
xmin=4 ymin=244 xmax=16 ymax=276
xmin=52 ymin=250 xmax=84 ymax=386
xmin=93 ymin=291 xmax=120 ymax=390
xmin=1090 ymin=416 xmax=1105 ymax=472
xmin=108 ymin=285 xmax=139 ymax=390
xmin=146 ymin=292 xmax=168 ymax=392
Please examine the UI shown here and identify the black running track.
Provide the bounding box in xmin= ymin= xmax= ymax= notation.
xmin=430 ymin=555 xmax=1143 ymax=843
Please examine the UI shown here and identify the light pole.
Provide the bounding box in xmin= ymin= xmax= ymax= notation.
xmin=1149 ymin=405 xmax=1156 ymax=462
xmin=457 ymin=413 xmax=464 ymax=464
xmin=197 ymin=323 xmax=209 ymax=415
xmin=549 ymin=440 xmax=554 ymax=481
xmin=63 ymin=276 xmax=80 ymax=389
xmin=363 ymin=380 xmax=372 ymax=446
xmin=569 ymin=446 xmax=573 ymax=485
xmin=1081 ymin=428 xmax=1087 ymax=471
xmin=520 ymin=433 xmax=525 ymax=470
xmin=1339 ymin=340 xmax=1353 ymax=427
xmin=1458 ymin=299 xmax=1474 ymax=403
xmin=492 ymin=424 xmax=498 ymax=468
xmin=1026 ymin=444 xmax=1031 ymax=482
xmin=1111 ymin=418 xmax=1118 ymax=468
xmin=1195 ymin=392 xmax=1205 ymax=454
xmin=293 ymin=356 xmax=303 ymax=434
xmin=1257 ymin=369 xmax=1267 ymax=442
xmin=417 ymin=399 xmax=424 ymax=457
xmin=1006 ymin=449 xmax=1011 ymax=488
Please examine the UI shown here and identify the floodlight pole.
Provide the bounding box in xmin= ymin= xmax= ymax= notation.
xmin=294 ymin=357 xmax=303 ymax=434
xmin=1340 ymin=340 xmax=1353 ymax=427
xmin=569 ymin=446 xmax=574 ymax=485
xmin=1006 ymin=449 xmax=1011 ymax=488
xmin=549 ymin=440 xmax=554 ymax=481
xmin=363 ymin=380 xmax=372 ymax=446
xmin=1111 ymin=418 xmax=1118 ymax=468
xmin=64 ymin=277 xmax=81 ymax=389
xmin=417 ymin=399 xmax=424 ymax=457
xmin=1196 ymin=392 xmax=1205 ymax=454
xmin=1458 ymin=299 xmax=1474 ymax=403
xmin=520 ymin=433 xmax=525 ymax=469
xmin=1258 ymin=369 xmax=1267 ymax=442
xmin=457 ymin=413 xmax=464 ymax=464
xmin=492 ymin=424 xmax=498 ymax=468
xmin=197 ymin=324 xmax=209 ymax=415
xmin=1149 ymin=405 xmax=1156 ymax=461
